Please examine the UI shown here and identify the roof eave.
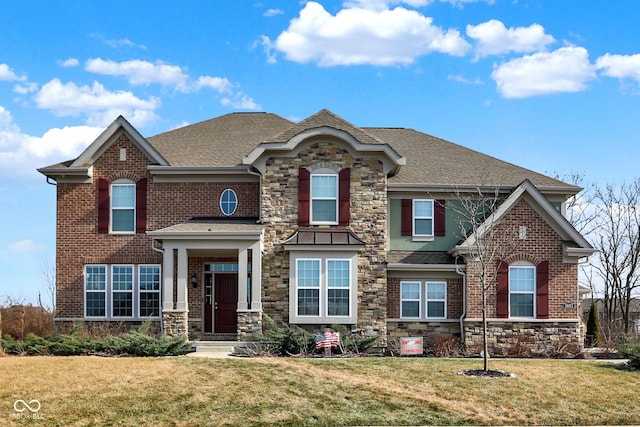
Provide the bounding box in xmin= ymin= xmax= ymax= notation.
xmin=387 ymin=263 xmax=462 ymax=272
xmin=37 ymin=165 xmax=93 ymax=183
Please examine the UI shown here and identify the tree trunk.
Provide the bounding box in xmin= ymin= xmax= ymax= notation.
xmin=482 ymin=287 xmax=489 ymax=371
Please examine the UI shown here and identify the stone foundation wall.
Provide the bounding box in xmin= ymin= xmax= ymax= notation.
xmin=464 ymin=320 xmax=583 ymax=356
xmin=238 ymin=311 xmax=262 ymax=340
xmin=387 ymin=321 xmax=461 ymax=341
xmin=162 ymin=311 xmax=189 ymax=339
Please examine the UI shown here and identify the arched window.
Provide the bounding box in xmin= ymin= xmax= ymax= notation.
xmin=220 ymin=189 xmax=238 ymax=216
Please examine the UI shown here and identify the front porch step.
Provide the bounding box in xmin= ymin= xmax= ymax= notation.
xmin=192 ymin=340 xmax=244 ymax=355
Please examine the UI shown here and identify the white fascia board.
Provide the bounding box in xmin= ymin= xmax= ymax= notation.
xmin=283 ymin=244 xmax=364 ymax=252
xmin=72 ymin=116 xmax=168 ymax=168
xmin=147 ymin=230 xmax=263 ymax=240
xmin=148 ymin=166 xmax=258 ymax=182
xmin=244 ymin=127 xmax=405 ymax=175
xmin=386 ymin=263 xmax=462 ymax=272
xmin=39 ymin=166 xmax=93 ymax=183
xmin=454 ymin=180 xmax=593 ymax=253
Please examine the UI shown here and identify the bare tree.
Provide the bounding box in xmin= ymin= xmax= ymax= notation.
xmin=450 ymin=185 xmax=523 ymax=371
xmin=588 ymin=180 xmax=640 ymax=335
xmin=41 ymin=257 xmax=56 ymax=314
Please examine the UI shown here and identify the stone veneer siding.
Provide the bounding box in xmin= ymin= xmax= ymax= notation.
xmin=463 ymin=320 xmax=582 ymax=356
xmin=260 ymin=140 xmax=388 ymax=343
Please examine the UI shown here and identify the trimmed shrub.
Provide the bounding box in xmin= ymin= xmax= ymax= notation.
xmin=616 ymin=337 xmax=640 ymax=369
xmin=257 ymin=315 xmax=314 ymax=356
xmin=0 ymin=321 xmax=191 ymax=357
xmin=330 ymin=324 xmax=378 ymax=354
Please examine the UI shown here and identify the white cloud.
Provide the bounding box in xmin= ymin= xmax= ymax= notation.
xmin=0 ymin=64 xmax=26 ymax=82
xmin=0 ymin=105 xmax=102 ymax=177
xmin=596 ymin=53 xmax=640 ymax=83
xmin=104 ymin=37 xmax=147 ymax=50
xmin=264 ymin=8 xmax=284 ymax=17
xmin=86 ymin=58 xmax=190 ymax=89
xmin=491 ymin=46 xmax=596 ymax=98
xmin=467 ymin=19 xmax=555 ymax=59
xmin=58 ymin=58 xmax=80 ymax=68
xmin=33 ymin=78 xmax=160 ymax=127
xmin=221 ymin=93 xmax=261 ymax=110
xmin=269 ymin=1 xmax=470 ymax=66
xmin=344 ymin=0 xmax=492 ymax=9
xmin=194 ymin=76 xmax=234 ymax=93
xmin=448 ymin=74 xmax=483 ymax=84
xmin=13 ymin=82 xmax=38 ymax=94
xmin=86 ymin=58 xmax=238 ymax=96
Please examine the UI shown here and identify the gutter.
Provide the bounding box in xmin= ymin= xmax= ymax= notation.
xmin=455 ymin=260 xmax=467 ymax=344
xmin=150 ymin=239 xmax=165 ymax=335
xmin=245 ymin=166 xmax=263 ymax=224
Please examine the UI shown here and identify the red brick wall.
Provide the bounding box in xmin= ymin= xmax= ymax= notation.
xmin=55 ymin=134 xmax=259 ymax=318
xmin=465 ymin=200 xmax=579 ymax=319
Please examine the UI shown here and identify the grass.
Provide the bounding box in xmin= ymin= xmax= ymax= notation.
xmin=0 ymin=355 xmax=637 ymax=426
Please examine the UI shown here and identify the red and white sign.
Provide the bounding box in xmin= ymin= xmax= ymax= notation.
xmin=400 ymin=337 xmax=423 ymax=355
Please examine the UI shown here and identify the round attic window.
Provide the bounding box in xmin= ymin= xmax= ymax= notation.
xmin=220 ymin=189 xmax=238 ymax=216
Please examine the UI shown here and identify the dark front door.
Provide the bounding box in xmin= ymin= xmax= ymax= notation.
xmin=214 ymin=273 xmax=238 ymax=334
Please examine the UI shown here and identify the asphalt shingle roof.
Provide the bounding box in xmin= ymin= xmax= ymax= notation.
xmin=41 ymin=109 xmax=576 ymax=190
xmin=147 ymin=112 xmax=293 ymax=167
xmin=366 ymin=127 xmax=571 ymax=189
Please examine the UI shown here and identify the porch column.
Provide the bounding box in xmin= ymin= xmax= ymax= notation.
xmin=237 ymin=247 xmax=249 ymax=310
xmin=162 ymin=247 xmax=175 ymax=310
xmin=176 ymin=246 xmax=188 ymax=312
xmin=250 ymin=240 xmax=262 ymax=310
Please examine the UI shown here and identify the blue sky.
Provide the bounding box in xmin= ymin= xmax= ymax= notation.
xmin=1 ymin=0 xmax=639 ymax=305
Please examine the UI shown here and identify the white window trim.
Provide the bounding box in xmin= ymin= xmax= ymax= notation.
xmin=219 ymin=188 xmax=238 ymax=216
xmin=412 ymin=199 xmax=434 ymax=239
xmin=399 ymin=280 xmax=447 ymax=320
xmin=400 ymin=281 xmax=421 ymax=319
xmin=111 ymin=264 xmax=134 ymax=319
xmin=138 ymin=264 xmax=162 ymax=319
xmin=296 ymin=258 xmax=321 ymax=317
xmin=84 ymin=264 xmax=162 ymax=320
xmin=84 ymin=264 xmax=107 ymax=319
xmin=289 ymin=251 xmax=358 ymax=324
xmin=425 ymin=281 xmax=447 ymax=320
xmin=326 ymin=258 xmax=351 ymax=318
xmin=509 ymin=262 xmax=536 ymax=319
xmin=310 ymin=173 xmax=338 ymax=225
xmin=110 ymin=179 xmax=136 ymax=234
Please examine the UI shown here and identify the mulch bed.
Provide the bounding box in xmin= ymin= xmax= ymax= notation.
xmin=458 ymin=369 xmax=515 ymax=378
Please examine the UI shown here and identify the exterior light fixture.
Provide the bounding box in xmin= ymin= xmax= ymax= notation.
xmin=191 ymin=273 xmax=198 ymax=288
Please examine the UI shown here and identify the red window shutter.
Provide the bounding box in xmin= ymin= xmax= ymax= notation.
xmin=401 ymin=199 xmax=412 ymax=236
xmin=136 ymin=178 xmax=148 ymax=234
xmin=298 ymin=167 xmax=310 ymax=227
xmin=496 ymin=261 xmax=509 ymax=318
xmin=435 ymin=199 xmax=446 ymax=236
xmin=338 ymin=168 xmax=350 ymax=226
xmin=97 ymin=178 xmax=109 ymax=234
xmin=536 ymin=261 xmax=549 ymax=319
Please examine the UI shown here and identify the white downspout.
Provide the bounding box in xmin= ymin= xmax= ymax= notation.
xmin=150 ymin=238 xmax=165 ymax=335
xmin=246 ymin=166 xmax=263 ymax=223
